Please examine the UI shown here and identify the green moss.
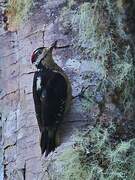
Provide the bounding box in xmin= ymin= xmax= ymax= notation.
xmin=50 ymin=125 xmax=135 ymax=180
xmin=72 ymin=3 xmax=92 ymax=48
xmin=7 ymin=0 xmax=32 ymax=29
xmin=68 ymin=0 xmax=76 ymax=9
xmin=58 ymin=1 xmax=135 ymax=179
xmin=74 ymin=1 xmax=135 ymax=115
xmin=60 ymin=0 xmax=135 ymax=115
xmin=71 ymin=1 xmax=112 ymax=50
xmin=55 ymin=125 xmax=135 ymax=180
xmin=58 ymin=147 xmax=89 ymax=180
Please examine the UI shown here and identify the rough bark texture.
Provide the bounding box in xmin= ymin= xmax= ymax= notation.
xmin=0 ymin=0 xmax=135 ymax=179
xmin=0 ymin=0 xmax=96 ymax=179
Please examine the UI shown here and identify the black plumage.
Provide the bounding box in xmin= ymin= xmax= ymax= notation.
xmin=31 ymin=43 xmax=72 ymax=156
xmin=33 ymin=67 xmax=67 ymax=156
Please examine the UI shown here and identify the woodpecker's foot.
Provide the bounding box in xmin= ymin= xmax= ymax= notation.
xmin=72 ymin=93 xmax=84 ymax=100
xmin=72 ymin=85 xmax=91 ymax=100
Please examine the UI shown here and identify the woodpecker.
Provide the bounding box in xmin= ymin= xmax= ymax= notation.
xmin=31 ymin=41 xmax=72 ymax=156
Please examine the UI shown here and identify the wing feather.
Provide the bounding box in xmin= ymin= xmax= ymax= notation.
xmin=41 ymin=71 xmax=67 ymax=128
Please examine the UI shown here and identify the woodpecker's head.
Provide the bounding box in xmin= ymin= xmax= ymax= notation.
xmin=31 ymin=47 xmax=46 ymax=67
xmin=31 ymin=41 xmax=57 ymax=68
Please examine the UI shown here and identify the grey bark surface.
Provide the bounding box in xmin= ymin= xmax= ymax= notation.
xmin=0 ymin=1 xmax=96 ymax=179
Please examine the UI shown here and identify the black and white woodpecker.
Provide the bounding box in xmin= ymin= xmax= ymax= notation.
xmin=31 ymin=41 xmax=72 ymax=156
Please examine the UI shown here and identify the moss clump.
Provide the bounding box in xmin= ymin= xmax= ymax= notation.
xmin=57 ymin=147 xmax=89 ymax=180
xmin=55 ymin=125 xmax=135 ymax=180
xmin=72 ymin=3 xmax=92 ymax=49
xmin=73 ymin=1 xmax=135 ymax=116
xmin=57 ymin=1 xmax=135 ymax=179
xmin=6 ymin=0 xmax=32 ymax=30
xmin=60 ymin=0 xmax=135 ymax=118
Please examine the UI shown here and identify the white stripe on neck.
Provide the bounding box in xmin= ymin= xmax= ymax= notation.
xmin=36 ymin=77 xmax=41 ymax=91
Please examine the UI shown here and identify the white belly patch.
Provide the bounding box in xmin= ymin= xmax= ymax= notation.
xmin=36 ymin=77 xmax=41 ymax=91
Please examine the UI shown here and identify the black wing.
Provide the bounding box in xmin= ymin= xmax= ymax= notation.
xmin=40 ymin=71 xmax=68 ymax=155
xmin=41 ymin=71 xmax=67 ymax=128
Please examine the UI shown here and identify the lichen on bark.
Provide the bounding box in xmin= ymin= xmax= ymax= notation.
xmin=5 ymin=0 xmax=33 ymax=31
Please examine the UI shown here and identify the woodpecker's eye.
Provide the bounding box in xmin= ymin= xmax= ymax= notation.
xmin=37 ymin=49 xmax=43 ymax=55
xmin=31 ymin=47 xmax=45 ymax=64
xmin=34 ymin=49 xmax=42 ymax=56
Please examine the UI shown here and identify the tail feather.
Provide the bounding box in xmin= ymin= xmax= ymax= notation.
xmin=40 ymin=128 xmax=56 ymax=156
